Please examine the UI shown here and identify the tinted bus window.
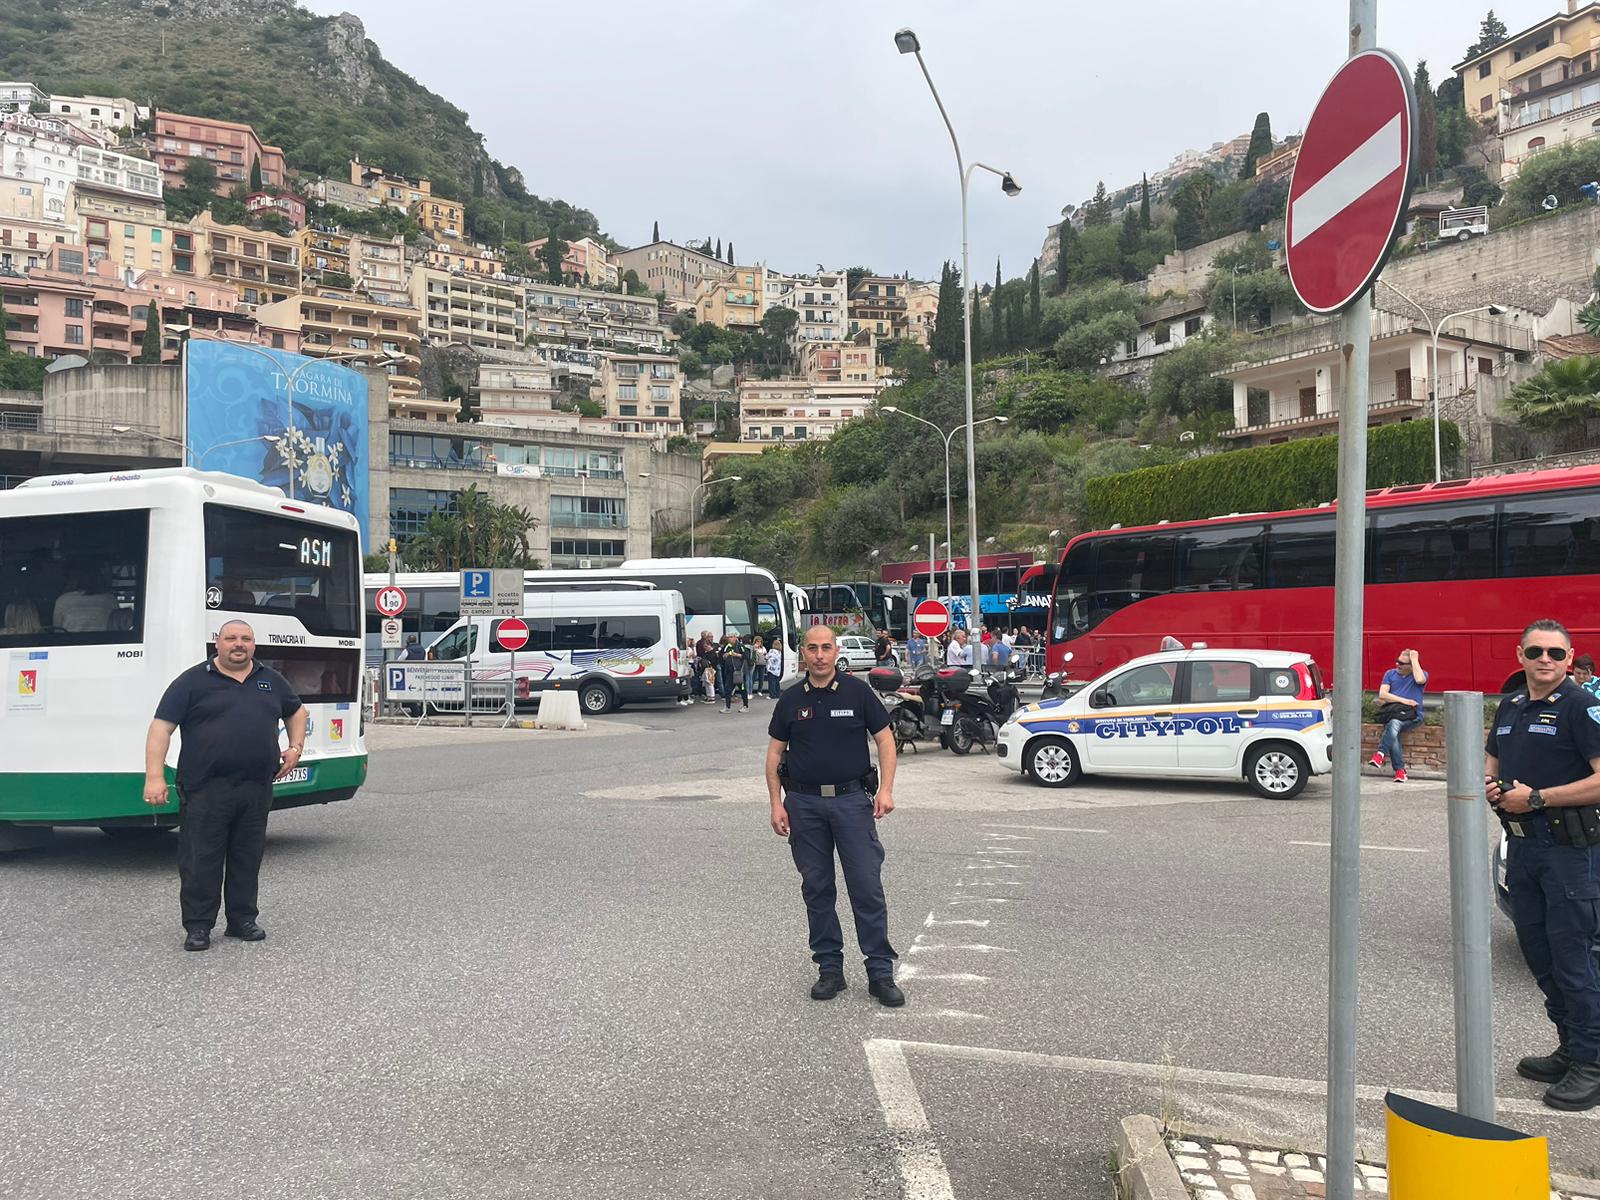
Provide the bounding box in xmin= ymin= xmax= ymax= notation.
xmin=1052 ymin=539 xmax=1095 ymax=640
xmin=1175 ymin=524 xmax=1265 ymax=591
xmin=1372 ymin=501 xmax=1496 ymax=583
xmin=639 ymin=574 xmax=723 ymax=620
xmin=1501 ymin=492 xmax=1600 ymax=577
xmin=598 ymin=615 xmax=661 ymax=649
xmin=0 ymin=509 xmax=149 ymax=648
xmin=248 ymin=645 xmax=361 ymax=703
xmin=204 ymin=506 xmax=359 ymax=636
xmin=1094 ymin=534 xmax=1175 ymax=603
xmin=1265 ymin=517 xmax=1335 ymax=589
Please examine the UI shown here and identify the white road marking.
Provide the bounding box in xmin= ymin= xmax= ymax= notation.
xmin=1290 ymin=113 xmax=1404 ymax=243
xmin=947 ymin=897 xmax=1011 ymax=906
xmin=879 ymin=1008 xmax=989 ymax=1022
xmin=973 ymin=849 xmax=1033 ymax=855
xmin=925 ymin=918 xmax=991 ymax=928
xmin=958 ymin=879 xmax=1023 ymax=887
xmin=982 ymin=833 xmax=1035 ymax=841
xmin=965 ymin=863 xmax=1024 ymax=870
xmin=1288 ymin=841 xmax=1429 ymax=853
xmin=900 ymin=971 xmax=991 ymax=983
xmin=863 ymin=1040 xmax=956 ymax=1200
xmin=981 ymin=823 xmax=1108 ymax=834
xmin=908 ymin=944 xmax=1015 ymax=955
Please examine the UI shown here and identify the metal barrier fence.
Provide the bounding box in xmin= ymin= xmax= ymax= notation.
xmin=378 ymin=661 xmax=515 ymax=728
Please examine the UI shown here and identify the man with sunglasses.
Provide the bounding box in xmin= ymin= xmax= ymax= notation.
xmin=1487 ymin=619 xmax=1600 ymax=1111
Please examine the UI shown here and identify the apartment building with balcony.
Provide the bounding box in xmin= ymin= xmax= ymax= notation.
xmin=848 ymin=275 xmax=911 ymax=339
xmin=1 ymin=114 xmax=81 ymax=224
xmin=422 ymin=241 xmax=503 ymax=277
xmin=414 ymin=196 xmax=463 ymax=241
xmin=152 ymin=111 xmax=285 ymax=194
xmin=189 ymin=212 xmax=301 ymax=307
xmin=1107 ymin=297 xmax=1215 ymax=368
xmin=258 ymin=284 xmax=425 ymax=413
xmin=0 ymin=83 xmax=47 ymax=112
xmin=47 ymin=93 xmax=136 ymax=138
xmin=903 ymin=279 xmax=938 ymax=347
xmin=595 ymin=352 xmax=682 ymax=437
xmin=0 ymin=243 xmax=151 ymax=362
xmin=411 ymin=265 xmax=523 ymax=353
xmin=74 ymin=146 xmax=162 ymax=206
xmin=246 ymin=191 xmax=307 ymax=228
xmin=1216 ymin=306 xmax=1536 ymax=448
xmin=349 ymin=159 xmax=433 ymax=212
xmin=474 ymin=363 xmax=577 ymax=431
xmin=81 ymin=209 xmax=178 ymax=276
xmin=0 ymin=211 xmax=71 ymax=273
xmin=798 ymin=339 xmax=876 ymax=385
xmin=524 ymin=236 xmax=618 ymax=289
xmin=610 ymin=240 xmax=729 ymax=304
xmin=524 ymin=281 xmax=666 ymax=351
xmin=737 ymin=379 xmax=876 ymax=444
xmin=133 ymin=270 xmax=298 ymax=360
xmin=1456 ymin=2 xmax=1600 ymax=180
xmin=696 ymin=265 xmax=767 ymax=331
xmin=767 ymin=269 xmax=848 ymax=349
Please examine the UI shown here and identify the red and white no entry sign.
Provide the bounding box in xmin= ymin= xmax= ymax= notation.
xmin=374 ymin=585 xmax=408 ymax=618
xmin=913 ymin=599 xmax=951 ymax=639
xmin=496 ymin=617 xmax=530 ymax=651
xmin=1286 ymin=48 xmax=1415 ymax=315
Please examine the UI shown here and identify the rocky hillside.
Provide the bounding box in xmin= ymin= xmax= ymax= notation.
xmin=0 ymin=0 xmax=605 ymax=245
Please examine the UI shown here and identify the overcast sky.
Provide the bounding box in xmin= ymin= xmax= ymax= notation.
xmin=301 ymin=1 xmax=1550 ymax=283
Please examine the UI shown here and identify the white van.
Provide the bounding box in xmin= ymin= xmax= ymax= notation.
xmin=424 ymin=590 xmax=691 ymax=714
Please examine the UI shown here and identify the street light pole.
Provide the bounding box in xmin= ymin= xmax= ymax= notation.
xmin=897 ymin=26 xmax=1019 ymax=651
xmin=689 ymin=474 xmax=741 ymax=557
xmin=882 ymin=405 xmax=1007 ymax=619
xmin=1376 ymin=283 xmax=1505 ymax=482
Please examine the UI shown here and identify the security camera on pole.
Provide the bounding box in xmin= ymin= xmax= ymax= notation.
xmin=1284 ymin=34 xmax=1417 ymax=1200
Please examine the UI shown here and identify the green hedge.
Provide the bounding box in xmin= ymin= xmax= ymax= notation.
xmin=1085 ymin=420 xmax=1458 ymax=528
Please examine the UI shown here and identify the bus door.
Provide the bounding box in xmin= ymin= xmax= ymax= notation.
xmin=1082 ymin=660 xmax=1180 ymax=771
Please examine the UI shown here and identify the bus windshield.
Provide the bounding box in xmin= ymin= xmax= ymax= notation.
xmin=205 ymin=505 xmax=360 ymax=637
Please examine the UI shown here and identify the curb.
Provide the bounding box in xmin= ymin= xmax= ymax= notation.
xmin=1114 ymin=1115 xmax=1189 ymax=1200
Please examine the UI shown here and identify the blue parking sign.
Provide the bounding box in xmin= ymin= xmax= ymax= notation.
xmin=462 ymin=570 xmax=491 ymax=599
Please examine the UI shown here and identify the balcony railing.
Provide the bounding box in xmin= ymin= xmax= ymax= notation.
xmin=551 ymin=512 xmax=626 ymax=529
xmin=1223 ymin=396 xmax=1426 ymax=438
xmin=390 ymin=453 xmax=492 ymax=473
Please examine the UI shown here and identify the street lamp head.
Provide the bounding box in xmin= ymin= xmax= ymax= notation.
xmin=727 ymin=475 xmax=743 ymax=482
xmin=163 ymin=323 xmax=192 ymax=334
xmin=994 ymin=415 xmax=1010 ymax=423
xmin=1488 ymin=304 xmax=1507 ymax=316
xmin=893 ymin=28 xmax=921 ymax=54
xmin=1000 ymin=173 xmax=1021 ymax=198
xmin=1048 ymin=529 xmax=1062 ymax=540
xmin=881 ymin=405 xmax=900 ymax=413
xmin=111 ymin=424 xmax=133 ymax=434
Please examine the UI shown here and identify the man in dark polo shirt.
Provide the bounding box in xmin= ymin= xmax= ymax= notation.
xmin=766 ymin=624 xmax=903 ymax=1006
xmin=144 ymin=619 xmax=307 ymax=951
xmin=1488 ymin=618 xmax=1600 ymax=1110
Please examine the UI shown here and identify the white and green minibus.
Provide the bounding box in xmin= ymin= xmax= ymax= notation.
xmin=1 ymin=468 xmax=368 ymax=846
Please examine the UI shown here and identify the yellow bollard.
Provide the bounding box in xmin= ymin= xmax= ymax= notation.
xmin=1385 ymin=1092 xmax=1548 ymax=1198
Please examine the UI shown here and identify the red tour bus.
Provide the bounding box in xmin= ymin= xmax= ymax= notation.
xmin=1042 ymin=465 xmax=1600 ymax=696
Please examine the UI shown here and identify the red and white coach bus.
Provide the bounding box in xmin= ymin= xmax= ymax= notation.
xmin=1041 ymin=465 xmax=1600 ymax=695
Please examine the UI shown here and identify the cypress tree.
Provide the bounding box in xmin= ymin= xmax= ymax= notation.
xmin=1028 ymin=259 xmax=1041 ymax=343
xmin=1139 ymin=173 xmax=1151 ymax=230
xmin=727 ymin=241 xmax=734 ymax=264
xmin=715 ymin=238 xmax=722 ymax=260
xmin=652 ymin=219 xmax=660 ymax=242
xmin=992 ymin=260 xmax=1004 ymax=356
xmin=1054 ymin=221 xmax=1078 ymax=294
xmin=1008 ymin=290 xmax=1025 ymax=353
xmin=249 ymin=156 xmax=262 ymax=191
xmin=138 ymin=305 xmax=163 ymax=363
xmin=1239 ymin=112 xmax=1273 ymax=179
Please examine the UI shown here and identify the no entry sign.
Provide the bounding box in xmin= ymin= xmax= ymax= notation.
xmin=496 ymin=617 xmax=530 ymax=651
xmin=1286 ymin=49 xmax=1415 ymax=314
xmin=913 ymin=599 xmax=951 ymax=639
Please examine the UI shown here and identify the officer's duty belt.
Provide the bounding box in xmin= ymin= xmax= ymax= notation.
xmin=787 ymin=779 xmax=866 ymax=797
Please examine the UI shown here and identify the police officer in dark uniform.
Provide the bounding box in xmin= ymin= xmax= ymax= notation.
xmin=1487 ymin=618 xmax=1600 ymax=1110
xmin=766 ymin=624 xmax=904 ymax=1006
xmin=144 ymin=619 xmax=308 ymax=952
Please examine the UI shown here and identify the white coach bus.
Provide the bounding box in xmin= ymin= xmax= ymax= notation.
xmin=0 ymin=469 xmax=368 ymax=845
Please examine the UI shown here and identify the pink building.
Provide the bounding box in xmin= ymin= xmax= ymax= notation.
xmin=131 ymin=270 xmax=299 ymax=361
xmin=153 ymin=111 xmax=287 ymax=194
xmin=246 ymin=191 xmax=307 ymax=229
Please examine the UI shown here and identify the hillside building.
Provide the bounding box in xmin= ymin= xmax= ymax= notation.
xmin=152 ymin=111 xmax=286 ymax=194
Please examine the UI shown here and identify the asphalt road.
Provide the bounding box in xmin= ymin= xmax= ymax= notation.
xmin=3 ymin=693 xmax=1597 ymax=1199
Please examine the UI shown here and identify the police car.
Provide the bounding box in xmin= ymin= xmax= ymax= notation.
xmin=997 ymin=642 xmax=1333 ymax=799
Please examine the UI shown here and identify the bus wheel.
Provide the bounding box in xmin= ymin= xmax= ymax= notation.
xmin=1246 ymin=743 xmax=1310 ymax=800
xmin=1024 ymin=737 xmax=1081 ymax=788
xmin=100 ymin=826 xmax=175 ymax=839
xmin=579 ymin=681 xmax=615 ymax=715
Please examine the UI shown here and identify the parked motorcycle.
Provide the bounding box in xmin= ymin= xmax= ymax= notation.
xmin=869 ymin=662 xmax=968 ymax=753
xmin=1040 ymin=652 xmax=1087 ymax=702
xmin=946 ymin=671 xmax=1023 ymax=755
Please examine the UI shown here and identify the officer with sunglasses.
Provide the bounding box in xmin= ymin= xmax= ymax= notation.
xmin=1487 ymin=618 xmax=1600 ymax=1111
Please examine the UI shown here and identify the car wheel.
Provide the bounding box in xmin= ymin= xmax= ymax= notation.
xmin=1246 ymin=743 xmax=1310 ymax=799
xmin=1457 ymin=229 xmax=1471 ymax=241
xmin=1024 ymin=736 xmax=1081 ymax=788
xmin=579 ymin=681 xmax=614 ymax=715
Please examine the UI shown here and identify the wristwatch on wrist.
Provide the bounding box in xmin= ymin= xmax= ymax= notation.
xmin=1530 ymin=788 xmax=1546 ymax=811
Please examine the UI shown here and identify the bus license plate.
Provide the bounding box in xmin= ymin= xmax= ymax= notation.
xmin=940 ymin=709 xmax=955 ymax=726
xmin=276 ymin=766 xmax=311 ymax=785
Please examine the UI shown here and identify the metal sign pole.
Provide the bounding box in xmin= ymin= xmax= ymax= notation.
xmin=1327 ymin=11 xmax=1377 ymax=1199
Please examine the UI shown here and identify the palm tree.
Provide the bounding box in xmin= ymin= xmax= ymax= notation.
xmin=1507 ymin=356 xmax=1600 ymax=431
xmin=405 ymin=485 xmax=539 ymax=569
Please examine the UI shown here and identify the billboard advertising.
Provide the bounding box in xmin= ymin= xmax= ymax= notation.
xmin=185 ymin=341 xmax=369 ymax=537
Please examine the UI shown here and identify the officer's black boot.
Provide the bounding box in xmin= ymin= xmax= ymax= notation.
xmin=810 ymin=973 xmax=847 ymax=1001
xmin=1517 ymin=1045 xmax=1571 ymax=1083
xmin=1544 ymin=1061 xmax=1600 ymax=1111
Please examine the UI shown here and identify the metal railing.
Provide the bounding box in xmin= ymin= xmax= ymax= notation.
xmin=551 ymin=512 xmax=625 ymax=529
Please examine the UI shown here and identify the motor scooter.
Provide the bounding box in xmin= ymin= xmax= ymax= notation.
xmin=946 ymin=671 xmax=1022 ymax=755
xmin=869 ymin=662 xmax=968 ymax=753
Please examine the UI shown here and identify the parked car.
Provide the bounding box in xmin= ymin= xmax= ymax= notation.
xmin=835 ymin=634 xmax=878 ymax=671
xmin=997 ymin=643 xmax=1332 ymax=799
